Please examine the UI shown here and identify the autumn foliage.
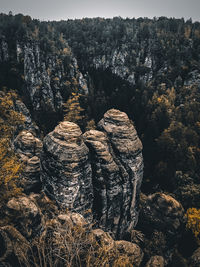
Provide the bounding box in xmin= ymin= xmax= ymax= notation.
xmin=0 ymin=90 xmax=24 ymax=202
xmin=186 ymin=208 xmax=200 ymax=244
xmin=63 ymin=92 xmax=96 ymax=131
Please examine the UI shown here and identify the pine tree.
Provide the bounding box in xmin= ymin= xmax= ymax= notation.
xmin=63 ymin=92 xmax=85 ymax=124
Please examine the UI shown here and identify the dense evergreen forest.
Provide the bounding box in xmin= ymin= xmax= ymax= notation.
xmin=1 ymin=13 xmax=200 ymax=266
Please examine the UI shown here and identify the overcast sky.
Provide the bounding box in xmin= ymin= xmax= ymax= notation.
xmin=0 ymin=0 xmax=200 ymax=22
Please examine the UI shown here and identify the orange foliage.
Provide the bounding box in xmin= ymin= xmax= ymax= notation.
xmin=63 ymin=92 xmax=85 ymax=124
xmin=186 ymin=208 xmax=200 ymax=244
xmin=0 ymin=90 xmax=24 ymax=201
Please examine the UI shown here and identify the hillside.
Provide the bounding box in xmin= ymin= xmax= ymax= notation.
xmin=0 ymin=13 xmax=200 ymax=266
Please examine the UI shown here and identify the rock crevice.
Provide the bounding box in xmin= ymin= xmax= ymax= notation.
xmin=40 ymin=109 xmax=143 ymax=237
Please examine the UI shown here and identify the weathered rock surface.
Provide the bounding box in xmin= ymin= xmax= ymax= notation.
xmin=58 ymin=212 xmax=87 ymax=227
xmin=22 ymin=41 xmax=87 ymax=113
xmin=1 ymin=191 xmax=144 ymax=267
xmin=145 ymin=256 xmax=165 ymax=267
xmin=0 ymin=225 xmax=29 ymax=266
xmin=14 ymin=130 xmax=42 ymax=193
xmin=14 ymin=100 xmax=39 ymax=135
xmin=190 ymin=247 xmax=200 ymax=267
xmin=5 ymin=196 xmax=42 ymax=239
xmin=90 ymin=228 xmax=115 ymax=249
xmin=139 ymin=193 xmax=184 ymax=243
xmin=115 ymin=240 xmax=143 ymax=267
xmin=40 ymin=121 xmax=93 ymax=220
xmin=84 ymin=109 xmax=143 ymax=237
xmin=0 ymin=36 xmax=88 ymax=114
xmin=41 ymin=109 xmax=143 ymax=238
xmin=89 ymin=229 xmax=143 ymax=266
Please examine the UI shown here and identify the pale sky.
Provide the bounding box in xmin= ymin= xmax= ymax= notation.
xmin=0 ymin=0 xmax=200 ymax=21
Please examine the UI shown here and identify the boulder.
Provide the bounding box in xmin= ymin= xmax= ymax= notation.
xmin=139 ymin=193 xmax=184 ymax=238
xmin=5 ymin=196 xmax=42 ymax=239
xmin=115 ymin=240 xmax=143 ymax=267
xmin=58 ymin=212 xmax=87 ymax=227
xmin=145 ymin=256 xmax=165 ymax=267
xmin=90 ymin=228 xmax=115 ymax=249
xmin=190 ymin=247 xmax=200 ymax=267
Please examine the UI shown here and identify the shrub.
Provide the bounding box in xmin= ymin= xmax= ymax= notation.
xmin=0 ymin=90 xmax=24 ymax=202
xmin=186 ymin=208 xmax=200 ymax=244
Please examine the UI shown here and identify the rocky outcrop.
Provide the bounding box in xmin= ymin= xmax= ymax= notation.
xmin=14 ymin=130 xmax=42 ymax=193
xmin=5 ymin=196 xmax=42 ymax=239
xmin=145 ymin=256 xmax=165 ymax=267
xmin=139 ymin=193 xmax=184 ymax=239
xmin=40 ymin=121 xmax=93 ymax=220
xmin=41 ymin=109 xmax=143 ymax=238
xmin=90 ymin=228 xmax=115 ymax=249
xmin=0 ymin=226 xmax=29 ymax=266
xmin=89 ymin=229 xmax=143 ymax=266
xmin=1 ymin=192 xmax=144 ymax=267
xmin=190 ymin=247 xmax=200 ymax=267
xmin=14 ymin=100 xmax=39 ymax=135
xmin=23 ymin=42 xmax=88 ymax=111
xmin=84 ymin=109 xmax=143 ymax=237
xmin=115 ymin=240 xmax=144 ymax=267
xmin=0 ymin=33 xmax=88 ymax=124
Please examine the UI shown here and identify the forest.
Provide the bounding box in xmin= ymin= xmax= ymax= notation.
xmin=1 ymin=13 xmax=200 ymax=266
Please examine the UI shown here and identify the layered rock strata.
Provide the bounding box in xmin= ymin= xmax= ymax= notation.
xmin=40 ymin=121 xmax=93 ymax=219
xmin=84 ymin=109 xmax=143 ymax=238
xmin=14 ymin=130 xmax=43 ymax=193
xmin=41 ymin=109 xmax=143 ymax=236
xmin=14 ymin=100 xmax=39 ymax=135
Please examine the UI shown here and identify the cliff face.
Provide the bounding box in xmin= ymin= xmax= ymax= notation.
xmin=0 ymin=36 xmax=88 ymax=118
xmin=20 ymin=41 xmax=88 ymax=112
xmin=41 ymin=109 xmax=143 ymax=238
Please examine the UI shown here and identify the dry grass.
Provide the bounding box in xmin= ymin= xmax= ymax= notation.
xmin=15 ymin=216 xmax=133 ymax=267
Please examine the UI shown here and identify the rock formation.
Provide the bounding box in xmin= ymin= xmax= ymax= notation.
xmin=41 ymin=109 xmax=143 ymax=238
xmin=145 ymin=256 xmax=165 ymax=267
xmin=22 ymin=41 xmax=88 ymax=113
xmin=5 ymin=196 xmax=42 ymax=239
xmin=84 ymin=109 xmax=143 ymax=238
xmin=14 ymin=99 xmax=39 ymax=135
xmin=0 ymin=225 xmax=29 ymax=266
xmin=190 ymin=247 xmax=200 ymax=267
xmin=40 ymin=121 xmax=93 ymax=220
xmin=139 ymin=193 xmax=184 ymax=239
xmin=115 ymin=240 xmax=144 ymax=267
xmin=14 ymin=130 xmax=43 ymax=193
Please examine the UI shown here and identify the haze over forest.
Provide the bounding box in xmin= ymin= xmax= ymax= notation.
xmin=1 ymin=0 xmax=200 ymax=21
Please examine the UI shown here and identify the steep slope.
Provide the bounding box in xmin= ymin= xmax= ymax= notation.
xmin=0 ymin=14 xmax=88 ymax=132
